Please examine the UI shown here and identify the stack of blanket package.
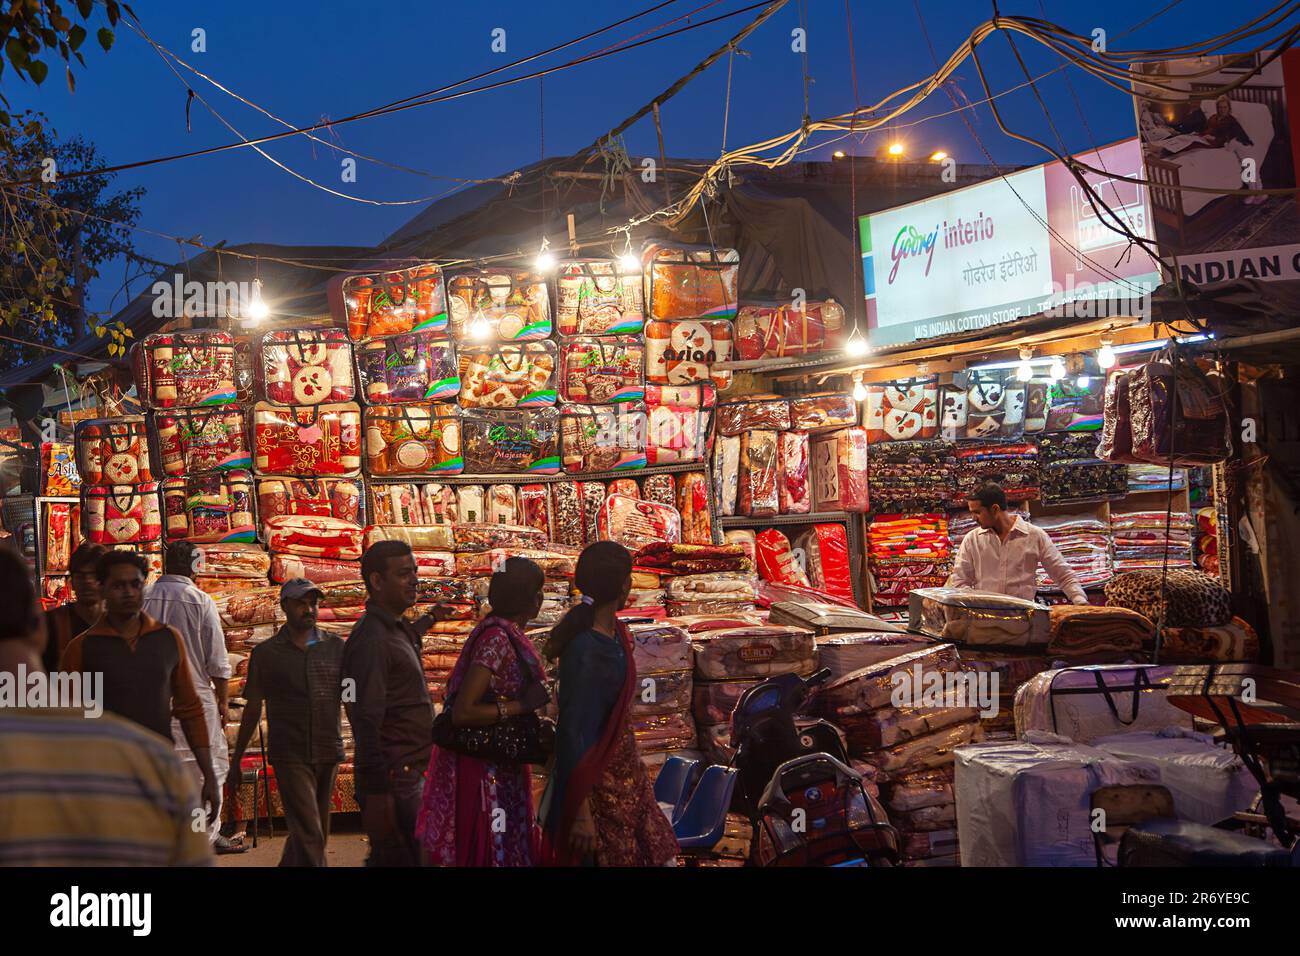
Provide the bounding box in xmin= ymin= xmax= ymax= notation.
xmin=1034 ymin=513 xmax=1113 ymax=595
xmin=868 ymin=515 xmax=951 ymax=609
xmin=1110 ymin=510 xmax=1193 ymax=572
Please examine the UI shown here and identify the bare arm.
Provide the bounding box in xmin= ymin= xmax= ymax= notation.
xmin=450 ymin=663 xmax=528 ymax=726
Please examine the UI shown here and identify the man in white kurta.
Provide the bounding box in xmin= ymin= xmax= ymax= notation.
xmin=950 ymin=482 xmax=1088 ymax=605
xmin=143 ymin=541 xmax=233 ymax=846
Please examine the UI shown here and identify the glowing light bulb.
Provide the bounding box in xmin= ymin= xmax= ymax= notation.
xmin=844 ymin=327 xmax=868 ymax=357
xmin=1015 ymin=360 xmax=1033 ymax=382
xmin=618 ymin=252 xmax=639 ymax=272
xmin=1048 ymin=357 xmax=1066 ymax=382
xmin=470 ymin=314 xmax=491 ymax=340
xmin=832 ymin=150 xmax=847 ymax=159
xmin=930 ymin=150 xmax=948 ymax=162
xmin=852 ymin=378 xmax=868 ymax=402
xmin=1098 ymin=341 xmax=1117 ymax=369
xmin=1076 ymin=374 xmax=1091 ymax=388
xmin=246 ymin=278 xmax=269 ymax=322
xmin=535 ymin=250 xmax=556 ymax=271
xmin=887 ymin=142 xmax=904 ymax=156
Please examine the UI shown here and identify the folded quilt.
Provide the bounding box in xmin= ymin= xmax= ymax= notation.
xmin=1157 ymin=616 xmax=1260 ymax=663
xmin=1047 ymin=604 xmax=1153 ymax=657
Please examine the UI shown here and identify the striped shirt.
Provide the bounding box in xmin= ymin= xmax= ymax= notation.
xmin=0 ymin=708 xmax=214 ymax=866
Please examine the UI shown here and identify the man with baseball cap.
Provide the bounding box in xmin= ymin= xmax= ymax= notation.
xmin=227 ymin=578 xmax=345 ymax=866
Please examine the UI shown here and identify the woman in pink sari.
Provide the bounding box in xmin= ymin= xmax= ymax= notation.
xmin=416 ymin=557 xmax=549 ymax=866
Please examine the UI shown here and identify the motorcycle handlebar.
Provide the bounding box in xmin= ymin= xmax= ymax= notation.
xmin=805 ymin=668 xmax=833 ymax=688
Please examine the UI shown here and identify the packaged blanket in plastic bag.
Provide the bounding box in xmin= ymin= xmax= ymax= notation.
xmin=269 ymin=554 xmax=361 ymax=584
xmin=367 ymin=524 xmax=455 ymax=551
xmin=82 ymin=483 xmax=162 ymax=545
xmin=645 ymin=384 xmax=715 ymax=466
xmin=789 ymin=393 xmax=857 ymax=432
xmin=330 ymin=262 xmax=448 ymax=340
xmin=252 ymin=402 xmax=362 ymax=477
xmin=486 ymin=484 xmax=519 ymax=525
xmin=455 ymin=486 xmax=485 ymax=524
xmin=558 ymin=335 xmax=644 ymax=404
xmin=778 ymin=431 xmax=811 ymax=515
xmin=738 ymin=431 xmax=779 ymax=517
xmin=132 ymin=330 xmax=237 ymax=409
xmin=162 ymin=470 xmax=257 ymax=543
xmin=734 ymin=300 xmax=844 ymax=359
xmin=866 ymin=378 xmax=940 ymax=443
xmin=75 ymin=417 xmax=154 ymax=485
xmin=626 ymin=621 xmax=693 ymax=673
xmin=457 ymin=341 xmax=556 ymax=408
xmin=630 ymin=668 xmax=693 ymax=717
xmin=154 ymin=408 xmax=250 ymax=478
xmin=691 ymin=625 xmax=816 ymax=681
xmin=460 ymin=408 xmax=560 ymax=474
xmin=255 ymin=476 xmax=363 ymax=535
xmin=598 ymin=495 xmax=681 ymax=551
xmin=362 ymin=403 xmax=462 ymax=476
xmin=452 ymin=522 xmax=545 ymax=553
xmin=446 ymin=269 xmax=551 ymax=341
xmin=713 ymin=434 xmax=740 ymax=517
xmin=909 ymin=588 xmax=1049 ymax=646
xmin=554 ymin=258 xmax=644 ymax=337
xmin=551 ymin=482 xmax=584 ymax=547
xmin=793 ymin=524 xmax=854 ymax=603
xmin=1127 ymin=355 xmax=1231 ymax=465
xmin=755 ymin=528 xmax=809 ymax=587
xmin=518 ymin=484 xmax=552 ymax=539
xmin=641 ymin=241 xmax=738 ymax=321
xmin=1013 ymin=665 xmax=1193 ymax=742
xmin=367 ymin=482 xmax=453 ymax=527
xmin=192 ymin=543 xmax=271 ymax=578
xmin=256 ymin=328 xmax=354 ymax=406
xmin=265 ymin=514 xmax=366 ymax=560
xmin=810 ymin=427 xmax=868 ymax=513
xmin=644 ymin=319 xmax=734 ymax=391
xmin=355 ymin=333 xmax=459 ymax=404
xmin=675 ymin=471 xmax=712 ymax=545
xmin=559 ymin=403 xmax=647 ymax=473
xmin=641 ymin=473 xmax=676 ymax=506
xmin=718 ymin=396 xmax=790 ymax=435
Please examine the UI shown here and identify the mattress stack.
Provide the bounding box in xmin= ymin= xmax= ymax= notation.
xmin=868 ymin=514 xmax=952 ymax=609
xmin=689 ymin=620 xmax=816 ymax=764
xmin=1038 ymin=432 xmax=1127 ymax=504
xmin=627 ymin=621 xmax=697 ymax=759
xmin=1110 ymin=511 xmax=1194 ymax=572
xmin=816 ymin=645 xmax=984 ymax=867
xmin=1034 ymin=513 xmax=1113 ymax=594
xmin=867 ymin=440 xmax=959 ymax=513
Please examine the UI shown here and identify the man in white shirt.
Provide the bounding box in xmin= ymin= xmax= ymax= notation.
xmin=142 ymin=541 xmax=238 ymax=850
xmin=950 ymin=482 xmax=1088 ymax=605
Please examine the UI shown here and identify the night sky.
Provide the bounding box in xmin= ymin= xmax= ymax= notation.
xmin=6 ymin=0 xmax=1266 ymax=316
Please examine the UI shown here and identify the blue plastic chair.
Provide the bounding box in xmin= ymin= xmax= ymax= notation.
xmin=654 ymin=756 xmax=698 ymax=811
xmin=673 ymin=766 xmax=738 ymax=849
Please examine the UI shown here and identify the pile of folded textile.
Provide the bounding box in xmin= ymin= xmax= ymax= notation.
xmin=816 ymin=645 xmax=983 ymax=867
xmin=868 ymin=514 xmax=952 ymax=609
xmin=1046 ymin=604 xmax=1153 ymax=659
xmin=1110 ymin=511 xmax=1193 ymax=572
xmin=1038 ymin=432 xmax=1127 ymax=504
xmin=633 ymin=541 xmax=753 ymax=575
xmin=1127 ymin=464 xmax=1188 ymax=493
xmin=952 ymin=443 xmax=1039 ymax=503
xmin=1034 ymin=513 xmax=1113 ymax=593
xmin=1156 ymin=616 xmax=1260 ymax=663
xmin=868 ymin=440 xmax=959 ymax=513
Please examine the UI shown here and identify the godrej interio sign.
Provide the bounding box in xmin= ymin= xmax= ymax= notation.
xmin=859 ymin=138 xmax=1162 ymax=348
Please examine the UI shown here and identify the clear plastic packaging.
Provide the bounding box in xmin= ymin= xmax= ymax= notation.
xmin=162 ymin=470 xmax=256 ymax=543
xmin=626 ymin=621 xmax=693 ymax=672
xmin=355 ymin=333 xmax=458 ymax=404
xmin=518 ymin=484 xmax=552 ymax=539
xmin=81 ymin=483 xmax=162 ymax=545
xmin=644 ymin=319 xmax=734 ymax=391
xmin=460 ymin=408 xmax=560 ymax=474
xmin=644 ymin=384 xmax=716 ymax=466
xmin=363 ymin=403 xmax=462 ymax=476
xmin=630 ymin=669 xmax=693 ymax=716
xmin=691 ymin=625 xmax=816 ymax=681
xmin=734 ymin=300 xmax=844 ymax=359
xmin=810 ymin=427 xmax=869 ymax=513
xmin=365 ymin=523 xmax=455 ymax=551
xmin=131 ymin=330 xmax=237 ymax=409
xmin=75 ymin=416 xmax=154 ymax=485
xmin=268 ymin=554 xmax=360 ymax=584
xmin=641 ymin=473 xmax=676 ymax=506
xmin=153 ymin=407 xmax=251 ymax=477
xmin=255 ymin=477 xmax=363 ymax=536
xmin=367 ymin=482 xmax=453 ymax=527
xmin=755 ymin=528 xmax=810 ymax=587
xmin=865 ymin=378 xmax=940 ymax=443
xmin=332 ymin=262 xmax=448 ymax=341
xmin=256 ymin=328 xmax=354 ymax=406
xmin=793 ymin=525 xmax=854 ymax=603
xmin=446 ymin=269 xmax=551 ymax=341
xmin=718 ymin=396 xmax=791 ymax=435
xmin=714 ymin=434 xmax=740 ymax=516
xmin=457 ymin=340 xmax=557 ymax=408
xmin=252 ymin=402 xmax=363 ymax=477
xmin=451 ymin=522 xmax=546 ymax=553
xmin=554 ymin=258 xmax=644 ymax=337
xmin=738 ymin=431 xmax=780 ymax=518
xmin=559 ymin=403 xmax=648 ymax=473
xmin=551 ymin=482 xmax=584 ymax=547
xmin=597 ymin=494 xmax=682 ymax=551
xmin=641 ymin=241 xmax=738 ymax=321
xmin=675 ymin=470 xmax=712 ymax=545
xmin=908 ymin=588 xmax=1050 ymax=646
xmin=789 ymin=393 xmax=857 ymax=432
xmin=778 ymin=431 xmax=812 ymax=515
xmin=194 ymin=543 xmax=272 ymax=578
xmin=557 ymin=336 xmax=644 ymax=403
xmin=487 ymin=484 xmax=519 ymax=525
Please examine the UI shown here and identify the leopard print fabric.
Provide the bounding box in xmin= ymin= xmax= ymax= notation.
xmin=1103 ymin=569 xmax=1231 ymax=628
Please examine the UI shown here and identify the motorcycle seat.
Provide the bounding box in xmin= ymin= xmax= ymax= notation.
xmin=1119 ymin=818 xmax=1293 ymax=867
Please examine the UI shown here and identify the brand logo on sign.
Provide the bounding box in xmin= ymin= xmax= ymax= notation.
xmin=888 ymin=224 xmax=940 ymax=284
xmin=662 ymin=346 xmax=717 ymax=363
xmin=737 ymin=644 xmax=775 ymax=663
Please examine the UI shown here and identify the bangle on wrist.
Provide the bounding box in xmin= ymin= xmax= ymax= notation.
xmin=497 ymin=699 xmax=509 ymax=721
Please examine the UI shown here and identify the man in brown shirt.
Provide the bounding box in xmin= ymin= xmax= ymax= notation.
xmin=43 ymin=542 xmax=107 ymax=673
xmin=60 ymin=550 xmax=220 ymax=822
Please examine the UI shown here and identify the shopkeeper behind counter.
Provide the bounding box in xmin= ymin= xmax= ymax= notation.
xmin=949 ymin=482 xmax=1088 ymax=605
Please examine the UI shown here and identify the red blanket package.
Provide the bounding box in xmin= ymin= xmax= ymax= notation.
xmin=255 ymin=477 xmax=363 ymax=536
xmin=252 ymin=402 xmax=362 ymax=476
xmin=256 ymin=328 xmax=355 ymax=406
xmin=676 ymin=471 xmax=712 ymax=545
xmin=355 ymin=333 xmax=459 ymax=405
xmin=551 ymin=482 xmax=585 ymax=548
xmin=264 ymin=514 xmax=366 ymax=560
xmin=558 ymin=336 xmax=645 ymax=403
xmin=734 ymin=300 xmax=845 ymax=359
xmin=363 ymin=404 xmax=463 ymax=476
xmin=718 ymin=396 xmax=791 ymax=436
xmin=644 ymin=384 xmax=716 ymax=466
xmin=518 ymin=484 xmax=553 ymax=539
xmin=644 ymin=319 xmax=734 ymax=391
xmin=487 ymin=484 xmax=519 ymax=525
xmin=269 ymin=554 xmax=362 ymax=585
xmin=865 ymin=379 xmax=940 ymax=443
xmin=367 ymin=482 xmax=454 ymax=526
xmin=162 ymin=471 xmax=257 ymax=543
xmin=131 ymin=330 xmax=238 ymax=409
xmin=739 ymin=431 xmax=780 ymax=518
xmin=598 ymin=494 xmax=682 ymax=551
xmin=795 ymin=524 xmax=855 ymax=603
xmin=82 ymin=483 xmax=163 ymax=546
xmin=789 ymin=393 xmax=858 ymax=432
xmin=810 ymin=427 xmax=868 ymax=513
xmin=555 ymin=258 xmax=645 ymax=337
xmin=778 ymin=431 xmax=812 ymax=515
xmin=330 ymin=262 xmax=449 ymax=341
xmin=755 ymin=528 xmax=811 ymax=587
xmin=154 ymin=407 xmax=251 ymax=476
xmin=75 ymin=417 xmax=154 ymax=485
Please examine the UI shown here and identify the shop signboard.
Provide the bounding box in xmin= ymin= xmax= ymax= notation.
xmin=859 ymin=138 xmax=1161 ymax=348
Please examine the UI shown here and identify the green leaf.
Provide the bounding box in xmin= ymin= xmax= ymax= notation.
xmin=77 ymin=0 xmax=93 ymax=16
xmin=68 ymin=25 xmax=86 ymax=51
xmin=66 ymin=66 xmax=75 ymax=93
xmin=29 ymin=60 xmax=48 ymax=84
xmin=7 ymin=38 xmax=29 ymax=67
xmin=94 ymin=325 xmax=106 ymax=337
xmin=97 ymin=28 xmax=113 ymax=52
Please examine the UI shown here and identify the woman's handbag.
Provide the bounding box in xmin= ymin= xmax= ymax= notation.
xmin=431 ymin=625 xmax=554 ymax=767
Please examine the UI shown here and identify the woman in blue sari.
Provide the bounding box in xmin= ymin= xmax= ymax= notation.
xmin=542 ymin=541 xmax=677 ymax=866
